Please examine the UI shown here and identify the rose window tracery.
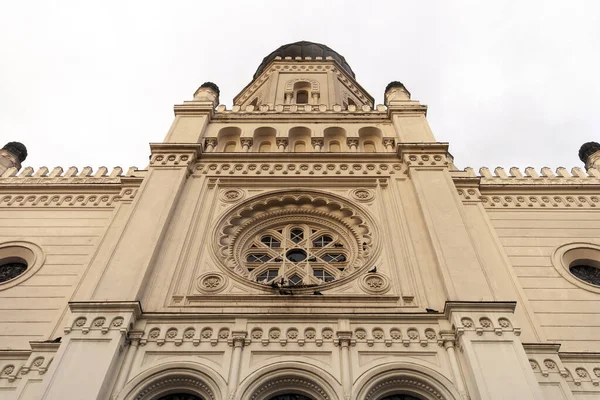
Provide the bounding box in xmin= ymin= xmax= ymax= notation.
xmin=245 ymin=224 xmax=350 ymax=285
xmin=213 ymin=190 xmax=379 ymax=291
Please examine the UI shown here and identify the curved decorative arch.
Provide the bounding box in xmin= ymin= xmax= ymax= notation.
xmin=285 ymin=78 xmax=320 ymax=93
xmin=211 ymin=189 xmax=380 ymax=292
xmin=116 ymin=362 xmax=226 ymax=400
xmin=353 ymin=362 xmax=461 ymax=400
xmin=238 ymin=362 xmax=342 ymax=400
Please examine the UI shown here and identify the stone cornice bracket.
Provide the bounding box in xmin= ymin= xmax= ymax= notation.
xmin=149 ymin=143 xmax=202 ymax=171
xmin=397 ymin=142 xmax=451 ymax=169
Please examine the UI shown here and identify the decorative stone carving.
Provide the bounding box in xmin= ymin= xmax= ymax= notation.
xmin=350 ymin=188 xmax=374 ymax=202
xmin=220 ymin=188 xmax=245 ymax=203
xmin=93 ymin=318 xmax=106 ymax=327
xmin=269 ymin=328 xmax=281 ymax=340
xmin=390 ymin=329 xmax=401 ymax=340
xmin=355 ymin=329 xmax=367 ymax=340
xmin=194 ymin=162 xmax=403 ymax=177
xmin=148 ymin=329 xmax=160 ymax=339
xmin=372 ymin=329 xmax=384 ymax=340
xmin=407 ymin=329 xmax=419 ymax=340
xmin=304 ymin=328 xmax=316 ymax=339
xmin=211 ymin=190 xmax=380 ymax=291
xmin=73 ymin=317 xmax=87 ymax=327
xmin=359 ymin=273 xmax=390 ymax=294
xmin=150 ymin=153 xmax=195 ymax=167
xmin=544 ymin=359 xmax=557 ymax=370
xmin=0 ymin=193 xmax=133 ymax=208
xmin=498 ymin=318 xmax=511 ymax=328
xmin=201 ymin=328 xmax=213 ymax=339
xmin=166 ymin=329 xmax=178 ymax=339
xmin=184 ymin=329 xmax=195 ymax=339
xmin=251 ymin=329 xmax=263 ymax=339
xmin=576 ymin=368 xmax=588 ymax=378
xmin=197 ymin=273 xmax=227 ymax=293
xmin=461 ymin=318 xmax=474 ymax=328
xmin=479 ymin=318 xmax=492 ymax=328
xmin=321 ymin=328 xmax=333 ymax=339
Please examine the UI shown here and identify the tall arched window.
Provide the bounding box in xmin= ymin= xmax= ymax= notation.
xmin=296 ymin=90 xmax=309 ymax=104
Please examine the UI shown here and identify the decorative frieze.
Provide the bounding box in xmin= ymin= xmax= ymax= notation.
xmin=0 ymin=192 xmax=135 ymax=208
xmin=479 ymin=194 xmax=600 ymax=208
xmin=195 ymin=162 xmax=403 ymax=177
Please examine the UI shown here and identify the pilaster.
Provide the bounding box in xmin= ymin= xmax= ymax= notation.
xmin=399 ymin=143 xmax=494 ymax=301
xmin=87 ymin=143 xmax=201 ymax=301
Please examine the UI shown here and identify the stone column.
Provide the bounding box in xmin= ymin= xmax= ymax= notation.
xmin=276 ymin=138 xmax=288 ymax=152
xmin=311 ymin=138 xmax=324 ymax=152
xmin=383 ymin=138 xmax=395 ymax=151
xmin=312 ymin=92 xmax=320 ymax=105
xmin=0 ymin=141 xmax=27 ymax=175
xmin=227 ymin=331 xmax=247 ymax=400
xmin=441 ymin=332 xmax=469 ymax=400
xmin=241 ymin=138 xmax=253 ymax=152
xmin=111 ymin=331 xmax=143 ymax=399
xmin=205 ymin=138 xmax=217 ymax=152
xmin=337 ymin=331 xmax=353 ymax=400
xmin=347 ymin=138 xmax=358 ymax=152
xmin=284 ymin=92 xmax=293 ymax=104
xmin=579 ymin=141 xmax=600 ymax=171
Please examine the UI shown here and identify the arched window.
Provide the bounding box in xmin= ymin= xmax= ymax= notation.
xmin=296 ymin=90 xmax=309 ymax=104
xmin=157 ymin=394 xmax=204 ymax=400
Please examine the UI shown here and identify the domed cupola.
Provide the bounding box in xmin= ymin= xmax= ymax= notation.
xmin=234 ymin=41 xmax=373 ymax=110
xmin=253 ymin=41 xmax=355 ymax=79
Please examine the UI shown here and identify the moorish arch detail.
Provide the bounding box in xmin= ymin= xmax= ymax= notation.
xmin=354 ymin=363 xmax=461 ymax=400
xmin=211 ymin=189 xmax=380 ymax=291
xmin=284 ymin=78 xmax=320 ymax=93
xmin=117 ymin=363 xmax=224 ymax=400
xmin=238 ymin=363 xmax=342 ymax=400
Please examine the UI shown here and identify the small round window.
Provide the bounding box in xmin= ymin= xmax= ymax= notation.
xmin=569 ymin=260 xmax=600 ymax=286
xmin=0 ymin=258 xmax=28 ymax=283
xmin=552 ymin=243 xmax=600 ymax=293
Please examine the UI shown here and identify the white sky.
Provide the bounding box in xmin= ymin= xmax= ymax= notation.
xmin=1 ymin=1 xmax=599 ymax=171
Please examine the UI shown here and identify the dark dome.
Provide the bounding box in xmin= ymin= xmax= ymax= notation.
xmin=579 ymin=141 xmax=600 ymax=163
xmin=2 ymin=141 xmax=27 ymax=163
xmin=254 ymin=41 xmax=355 ymax=79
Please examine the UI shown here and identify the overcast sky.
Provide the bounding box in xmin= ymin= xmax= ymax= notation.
xmin=1 ymin=1 xmax=599 ymax=172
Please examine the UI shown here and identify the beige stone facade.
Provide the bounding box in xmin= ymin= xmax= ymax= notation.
xmin=1 ymin=41 xmax=599 ymax=400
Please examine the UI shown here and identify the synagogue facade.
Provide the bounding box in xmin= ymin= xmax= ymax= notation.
xmin=1 ymin=41 xmax=600 ymax=400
